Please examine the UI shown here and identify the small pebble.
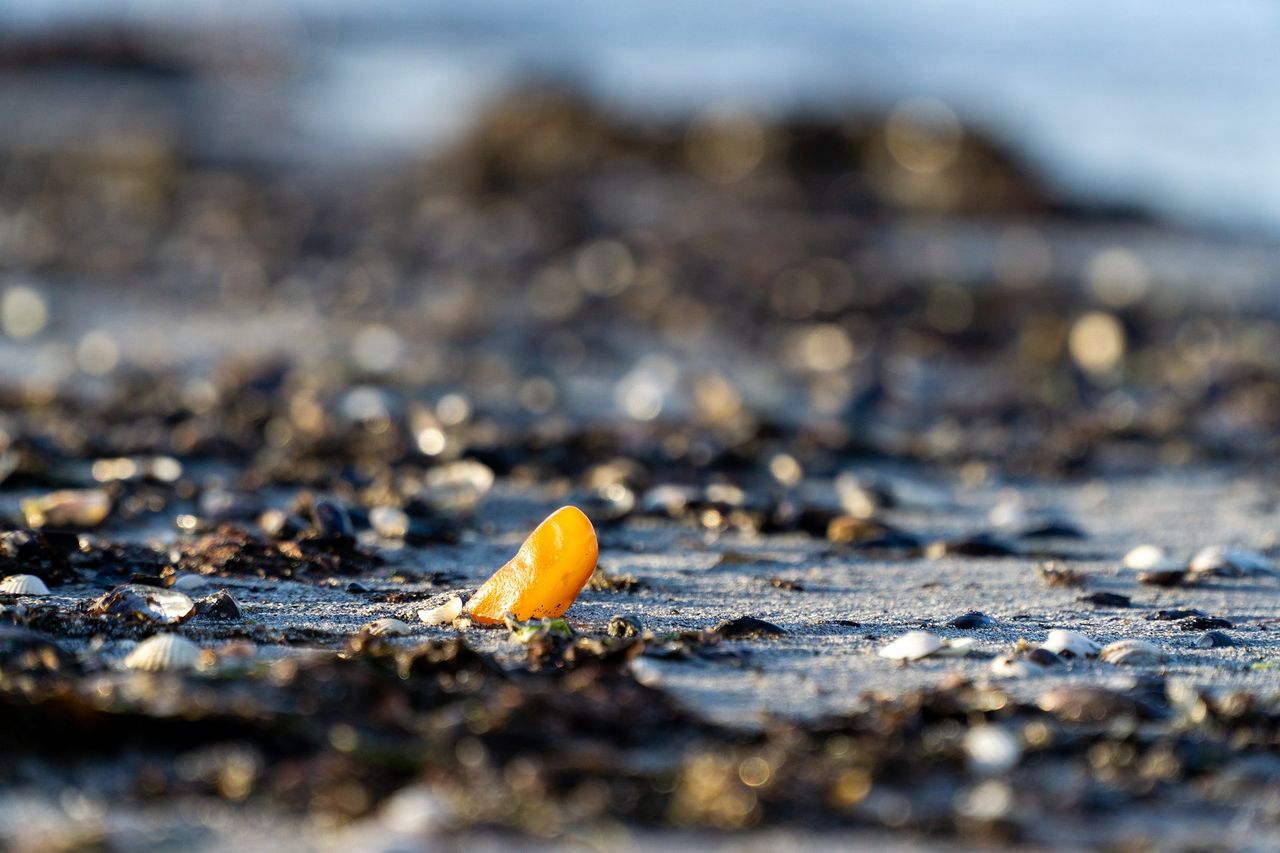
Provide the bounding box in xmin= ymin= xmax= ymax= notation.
xmin=948 ymin=611 xmax=996 ymax=629
xmin=197 ymin=590 xmax=244 ymax=620
xmin=1079 ymin=592 xmax=1131 ymax=608
xmin=714 ymin=616 xmax=786 ymax=639
xmin=1179 ymin=615 xmax=1232 ymax=630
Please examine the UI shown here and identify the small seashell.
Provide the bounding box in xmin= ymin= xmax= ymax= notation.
xmin=1041 ymin=629 xmax=1101 ymax=659
xmin=124 ymin=633 xmax=203 ymax=672
xmin=21 ymin=488 xmax=112 ymax=529
xmin=935 ymin=637 xmax=976 ymax=657
xmin=963 ymin=725 xmax=1021 ymax=775
xmin=1122 ymin=544 xmax=1179 ymax=571
xmin=196 ymin=590 xmax=244 ymax=620
xmin=91 ymin=584 xmax=196 ymax=625
xmin=418 ymin=595 xmax=464 ymax=626
xmin=0 ymin=574 xmax=50 ymax=596
xmin=990 ymin=653 xmax=1041 ymax=678
xmin=1188 ymin=545 xmax=1274 ymax=578
xmin=170 ymin=574 xmax=208 ymax=593
xmin=1100 ymin=639 xmax=1164 ymax=666
xmin=1195 ymin=630 xmax=1234 ymax=649
xmin=364 ymin=617 xmax=412 ymax=637
xmin=878 ymin=630 xmax=942 ymax=661
xmin=607 ymin=614 xmax=643 ymax=638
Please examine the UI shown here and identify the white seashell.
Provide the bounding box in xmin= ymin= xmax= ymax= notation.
xmin=93 ymin=584 xmax=196 ymax=625
xmin=170 ymin=574 xmax=208 ymax=593
xmin=124 ymin=633 xmax=203 ymax=672
xmin=1099 ymin=639 xmax=1164 ymax=666
xmin=418 ymin=595 xmax=463 ymax=626
xmin=990 ymin=653 xmax=1042 ymax=678
xmin=964 ymin=725 xmax=1021 ymax=775
xmin=1122 ymin=544 xmax=1179 ymax=571
xmin=878 ymin=630 xmax=943 ymax=661
xmin=1041 ymin=629 xmax=1101 ymax=659
xmin=364 ymin=618 xmax=412 ymax=637
xmin=934 ymin=636 xmax=976 ymax=657
xmin=0 ymin=574 xmax=50 ymax=595
xmin=1188 ymin=545 xmax=1274 ymax=578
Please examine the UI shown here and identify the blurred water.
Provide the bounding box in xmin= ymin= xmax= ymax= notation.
xmin=1 ymin=0 xmax=1279 ymax=233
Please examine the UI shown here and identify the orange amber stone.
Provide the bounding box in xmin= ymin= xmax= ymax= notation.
xmin=464 ymin=506 xmax=598 ymax=624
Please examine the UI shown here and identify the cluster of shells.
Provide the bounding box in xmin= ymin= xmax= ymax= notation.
xmin=1124 ymin=543 xmax=1276 ymax=586
xmin=876 ymin=626 xmax=1166 ymax=677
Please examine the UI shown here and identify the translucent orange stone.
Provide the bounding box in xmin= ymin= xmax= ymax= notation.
xmin=464 ymin=506 xmax=598 ymax=624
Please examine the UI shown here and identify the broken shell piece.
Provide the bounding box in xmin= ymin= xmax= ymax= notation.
xmin=1196 ymin=630 xmax=1234 ymax=649
xmin=20 ymin=489 xmax=111 ymax=529
xmin=990 ymin=648 xmax=1060 ymax=678
xmin=1041 ymin=629 xmax=1101 ymax=659
xmin=1122 ymin=544 xmax=1179 ymax=571
xmin=124 ymin=633 xmax=203 ymax=672
xmin=363 ymin=618 xmax=412 ymax=637
xmin=1188 ymin=546 xmax=1274 ymax=578
xmin=990 ymin=653 xmax=1040 ymax=678
xmin=418 ymin=595 xmax=464 ymax=626
xmin=607 ymin=614 xmax=643 ymax=638
xmin=170 ymin=574 xmax=208 ymax=593
xmin=0 ymin=574 xmax=50 ymax=596
xmin=878 ymin=630 xmax=943 ymax=661
xmin=1100 ymin=639 xmax=1164 ymax=666
xmin=91 ymin=585 xmax=196 ymax=625
xmin=934 ymin=637 xmax=976 ymax=657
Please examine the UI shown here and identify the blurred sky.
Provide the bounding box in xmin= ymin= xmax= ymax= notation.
xmin=1 ymin=0 xmax=1279 ymax=233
